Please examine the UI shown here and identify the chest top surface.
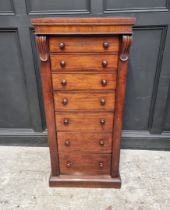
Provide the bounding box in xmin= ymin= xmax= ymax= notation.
xmin=32 ymin=17 xmax=135 ymax=34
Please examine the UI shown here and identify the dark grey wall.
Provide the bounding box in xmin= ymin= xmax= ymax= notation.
xmin=0 ymin=0 xmax=170 ymax=150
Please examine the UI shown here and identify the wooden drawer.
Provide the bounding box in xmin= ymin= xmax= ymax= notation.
xmin=52 ymin=73 xmax=117 ymax=90
xmin=49 ymin=36 xmax=119 ymax=53
xmin=50 ymin=54 xmax=118 ymax=72
xmin=54 ymin=92 xmax=115 ymax=111
xmin=59 ymin=153 xmax=111 ymax=175
xmin=55 ymin=112 xmax=114 ymax=132
xmin=57 ymin=132 xmax=112 ymax=153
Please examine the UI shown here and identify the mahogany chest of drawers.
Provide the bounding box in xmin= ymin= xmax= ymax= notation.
xmin=32 ymin=17 xmax=135 ymax=188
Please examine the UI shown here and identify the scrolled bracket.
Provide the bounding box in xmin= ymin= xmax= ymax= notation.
xmin=120 ymin=35 xmax=132 ymax=62
xmin=36 ymin=36 xmax=49 ymax=62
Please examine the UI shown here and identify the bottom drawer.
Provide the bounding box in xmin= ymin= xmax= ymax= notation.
xmin=59 ymin=153 xmax=111 ymax=175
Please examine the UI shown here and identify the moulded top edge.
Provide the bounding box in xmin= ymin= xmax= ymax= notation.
xmin=32 ymin=17 xmax=136 ymax=26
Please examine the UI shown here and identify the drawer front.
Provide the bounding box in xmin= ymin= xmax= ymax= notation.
xmin=57 ymin=132 xmax=112 ymax=153
xmin=52 ymin=73 xmax=117 ymax=90
xmin=49 ymin=36 xmax=119 ymax=53
xmin=50 ymin=54 xmax=118 ymax=72
xmin=59 ymin=153 xmax=111 ymax=175
xmin=55 ymin=112 xmax=114 ymax=132
xmin=54 ymin=92 xmax=115 ymax=111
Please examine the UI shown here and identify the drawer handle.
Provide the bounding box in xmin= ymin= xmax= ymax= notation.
xmin=61 ymin=79 xmax=67 ymax=86
xmin=99 ymin=139 xmax=104 ymax=146
xmin=103 ymin=42 xmax=109 ymax=49
xmin=62 ymin=98 xmax=68 ymax=106
xmin=99 ymin=161 xmax=104 ymax=168
xmin=60 ymin=60 xmax=65 ymax=67
xmin=66 ymin=161 xmax=72 ymax=168
xmin=59 ymin=42 xmax=65 ymax=49
xmin=101 ymin=79 xmax=107 ymax=87
xmin=100 ymin=119 xmax=105 ymax=126
xmin=63 ymin=118 xmax=69 ymax=126
xmin=65 ymin=140 xmax=71 ymax=146
xmin=102 ymin=60 xmax=108 ymax=67
xmin=100 ymin=98 xmax=106 ymax=106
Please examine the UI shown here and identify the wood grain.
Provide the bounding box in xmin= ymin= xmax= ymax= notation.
xmin=111 ymin=35 xmax=132 ymax=178
xmin=32 ymin=17 xmax=135 ymax=188
xmin=57 ymin=132 xmax=113 ymax=153
xmin=55 ymin=112 xmax=114 ymax=132
xmin=49 ymin=175 xmax=121 ymax=188
xmin=50 ymin=54 xmax=118 ymax=71
xmin=32 ymin=17 xmax=136 ymax=25
xmin=33 ymin=25 xmax=133 ymax=35
xmin=59 ymin=153 xmax=111 ymax=175
xmin=49 ymin=36 xmax=119 ymax=53
xmin=53 ymin=91 xmax=115 ymax=111
xmin=35 ymin=36 xmax=59 ymax=176
xmin=32 ymin=17 xmax=136 ymax=35
xmin=52 ymin=73 xmax=117 ymax=90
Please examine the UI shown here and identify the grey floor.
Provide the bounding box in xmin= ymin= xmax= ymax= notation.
xmin=0 ymin=146 xmax=169 ymax=210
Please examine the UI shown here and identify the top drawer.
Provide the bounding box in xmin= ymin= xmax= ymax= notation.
xmin=49 ymin=36 xmax=119 ymax=53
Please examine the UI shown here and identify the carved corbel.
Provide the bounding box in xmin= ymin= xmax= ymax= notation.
xmin=120 ymin=35 xmax=132 ymax=62
xmin=36 ymin=36 xmax=49 ymax=62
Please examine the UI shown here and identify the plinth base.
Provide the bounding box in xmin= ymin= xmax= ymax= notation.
xmin=49 ymin=174 xmax=121 ymax=188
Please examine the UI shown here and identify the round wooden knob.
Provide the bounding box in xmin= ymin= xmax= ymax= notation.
xmin=100 ymin=119 xmax=105 ymax=126
xmin=100 ymin=98 xmax=106 ymax=106
xmin=101 ymin=79 xmax=107 ymax=87
xmin=103 ymin=42 xmax=109 ymax=49
xmin=63 ymin=118 xmax=69 ymax=126
xmin=59 ymin=42 xmax=65 ymax=49
xmin=60 ymin=60 xmax=65 ymax=67
xmin=66 ymin=161 xmax=72 ymax=168
xmin=61 ymin=79 xmax=67 ymax=86
xmin=62 ymin=98 xmax=68 ymax=106
xmin=65 ymin=140 xmax=70 ymax=146
xmin=102 ymin=60 xmax=108 ymax=67
xmin=99 ymin=161 xmax=104 ymax=168
xmin=99 ymin=139 xmax=104 ymax=146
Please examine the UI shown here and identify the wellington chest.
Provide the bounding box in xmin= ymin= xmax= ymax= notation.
xmin=32 ymin=17 xmax=135 ymax=188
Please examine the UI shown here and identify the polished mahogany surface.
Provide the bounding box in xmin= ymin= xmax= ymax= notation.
xmin=32 ymin=17 xmax=135 ymax=188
